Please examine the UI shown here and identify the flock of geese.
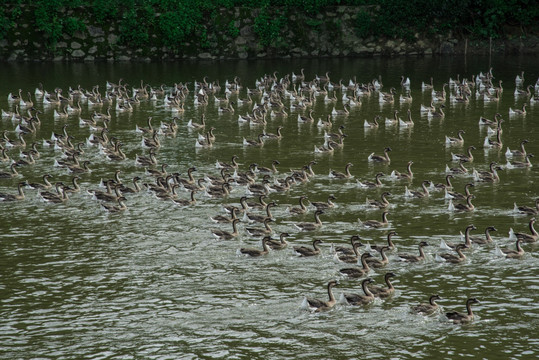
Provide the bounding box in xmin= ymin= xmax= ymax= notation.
xmin=1 ymin=66 xmax=538 ymax=325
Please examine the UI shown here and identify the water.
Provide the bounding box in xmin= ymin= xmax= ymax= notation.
xmin=0 ymin=56 xmax=538 ymax=359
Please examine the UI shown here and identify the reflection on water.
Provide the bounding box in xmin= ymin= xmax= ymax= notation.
xmin=0 ymin=56 xmax=538 ymax=359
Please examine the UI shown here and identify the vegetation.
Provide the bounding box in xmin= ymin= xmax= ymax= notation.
xmin=0 ymin=0 xmax=537 ymax=51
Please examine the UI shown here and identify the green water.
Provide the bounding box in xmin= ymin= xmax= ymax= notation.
xmin=0 ymin=56 xmax=538 ymax=359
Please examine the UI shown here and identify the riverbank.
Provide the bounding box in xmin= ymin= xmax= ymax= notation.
xmin=2 ymin=5 xmax=538 ymax=62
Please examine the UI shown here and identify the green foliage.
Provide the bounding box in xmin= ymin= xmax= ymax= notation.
xmin=92 ymin=0 xmax=120 ymax=24
xmin=227 ymin=21 xmax=240 ymax=38
xmin=34 ymin=0 xmax=64 ymax=48
xmin=355 ymin=8 xmax=373 ymax=38
xmin=64 ymin=17 xmax=86 ymax=36
xmin=254 ymin=6 xmax=286 ymax=47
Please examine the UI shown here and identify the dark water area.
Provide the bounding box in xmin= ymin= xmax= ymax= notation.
xmin=0 ymin=55 xmax=538 ymax=359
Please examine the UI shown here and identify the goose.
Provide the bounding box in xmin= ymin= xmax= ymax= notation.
xmin=40 ymin=184 xmax=68 ymax=203
xmin=479 ymin=112 xmax=501 ymax=126
xmin=239 ymin=237 xmax=270 ymax=257
xmin=368 ymin=147 xmax=392 ymax=163
xmin=211 ymin=218 xmax=240 ymax=240
xmin=509 ymin=103 xmax=526 ymax=116
xmin=293 ymin=239 xmax=323 ymax=256
xmin=509 ymin=218 xmax=538 ymax=243
xmin=506 ymin=154 xmax=534 ymax=169
xmin=445 ymin=130 xmax=465 ymax=146
xmin=172 ymin=190 xmax=197 ymax=206
xmin=266 ymin=233 xmax=290 ymax=250
xmin=329 ymin=162 xmax=353 ymax=179
xmin=310 ymin=195 xmax=336 ymax=210
xmin=339 ymin=252 xmax=373 ymax=278
xmin=366 ymin=192 xmax=391 ymax=209
xmin=295 ymin=210 xmax=324 ymax=231
xmin=446 ymin=298 xmax=480 ymax=323
xmin=314 ymin=140 xmax=335 ymax=154
xmin=421 ymin=77 xmax=434 ymax=91
xmin=368 ymin=272 xmax=396 ymax=298
xmin=468 ymin=226 xmax=497 ymax=245
xmin=398 ymin=241 xmax=429 ymax=262
xmin=433 ymin=174 xmax=454 ymax=190
xmin=7 ymin=89 xmax=23 ymax=103
xmin=484 ymin=128 xmax=503 ymax=149
xmin=341 ymin=278 xmax=375 ymax=306
xmin=428 ymin=104 xmax=446 ymax=118
xmin=514 ymin=199 xmax=539 ymax=216
xmin=243 ymin=133 xmax=265 ymax=147
xmin=445 ymin=159 xmax=470 ymax=175
xmin=63 ymin=176 xmax=81 ymax=194
xmin=334 ymin=235 xmax=363 ymax=255
xmin=385 ymin=110 xmax=400 ymax=126
xmin=444 ymin=225 xmax=477 ymax=250
xmin=14 ymin=150 xmax=36 ymax=166
xmin=514 ymin=84 xmax=532 ymax=96
xmin=187 ymin=114 xmax=206 ymax=130
xmin=216 ymin=155 xmax=239 ymax=170
xmin=404 ymin=180 xmax=431 ymax=198
xmin=317 ymin=115 xmax=333 ymax=128
xmin=364 ymin=115 xmax=380 ymax=129
xmin=473 ymin=162 xmax=501 ymax=182
xmin=505 ymin=140 xmax=529 ymax=158
xmin=245 ymin=218 xmax=274 ymax=237
xmin=448 ymin=195 xmax=475 ymax=212
xmin=243 ymin=201 xmax=277 ymax=223
xmin=420 ymin=100 xmax=435 ymax=113
xmin=501 ymin=239 xmax=525 ymax=258
xmin=135 ymin=148 xmax=158 ymax=167
xmin=117 ymin=176 xmax=142 ymax=194
xmin=0 ymin=181 xmax=27 ymax=201
xmin=142 ymin=131 xmax=161 ymax=149
xmin=391 ymin=161 xmax=414 ymax=180
xmin=67 ymin=160 xmax=91 ymax=174
xmin=371 ymin=231 xmax=398 ymax=252
xmin=357 ymin=172 xmax=385 ymax=188
xmin=452 ymin=145 xmax=476 ymax=162
xmin=358 ymin=211 xmax=390 ymax=228
xmin=211 ymin=207 xmax=239 ymax=224
xmin=335 ymin=241 xmax=364 ymax=263
xmin=399 ymin=109 xmax=414 ymax=127
xmin=515 ymin=71 xmax=525 ymax=85
xmin=303 ymin=280 xmax=339 ymax=312
xmin=258 ymin=160 xmax=280 ymax=175
xmin=27 ymin=174 xmax=53 ymax=190
xmin=263 ymin=126 xmax=283 ymax=140
xmin=0 ymin=163 xmax=19 ymax=179
xmin=298 ymin=109 xmax=315 ymax=123
xmin=286 ymin=195 xmax=308 ymax=215
xmin=440 ymin=244 xmax=468 ymax=263
xmin=365 ymin=246 xmax=390 ymax=268
xmin=101 ymin=197 xmax=128 ymax=213
xmin=136 ymin=116 xmax=154 ymax=134
xmin=325 ymin=125 xmax=346 ymax=141
xmin=432 ymin=83 xmax=448 ymax=101
xmin=331 ymin=103 xmax=350 ymax=116
xmin=0 ymin=148 xmax=9 ymax=163
xmin=379 ymin=87 xmax=396 ymax=104
xmin=412 ymin=294 xmax=441 ymax=315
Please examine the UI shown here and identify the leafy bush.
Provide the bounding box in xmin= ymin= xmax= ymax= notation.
xmin=254 ymin=6 xmax=286 ymax=47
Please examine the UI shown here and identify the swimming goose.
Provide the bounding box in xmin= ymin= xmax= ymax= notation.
xmin=421 ymin=77 xmax=434 ymax=91
xmin=310 ymin=195 xmax=336 ymax=210
xmin=448 ymin=194 xmax=475 ymax=212
xmin=365 ymin=246 xmax=390 ymax=268
xmin=433 ymin=174 xmax=454 ymax=190
xmin=428 ymin=104 xmax=445 ymax=118
xmin=371 ymin=231 xmax=398 ymax=252
xmin=501 ymin=238 xmax=525 ymax=258
xmin=187 ymin=114 xmax=206 ymax=130
xmin=366 ymin=192 xmax=391 ymax=209
xmin=358 ymin=211 xmax=390 ymax=228
xmin=405 ymin=180 xmax=431 ymax=198
xmin=303 ymin=280 xmax=339 ymax=312
xmin=258 ymin=160 xmax=280 ymax=175
xmin=334 ymin=235 xmax=363 ymax=255
xmin=14 ymin=150 xmax=36 ymax=166
xmin=391 ymin=161 xmax=414 ymax=181
xmin=335 ymin=241 xmax=364 ymax=263
xmin=239 ymin=237 xmax=271 ymax=257
xmin=142 ymin=131 xmax=161 ymax=150
xmin=317 ymin=114 xmax=333 ymax=129
xmin=364 ymin=115 xmax=380 ymax=129
xmin=445 ymin=159 xmax=470 ymax=175
xmin=40 ymin=183 xmax=69 ymax=203
xmin=446 ymin=298 xmax=479 ymax=323
xmin=484 ymin=128 xmax=503 ymax=149
xmin=469 ymin=226 xmax=496 ymax=245
xmin=325 ymin=125 xmax=346 ymax=141
xmin=445 ymin=225 xmax=477 ymax=250
xmin=263 ymin=126 xmax=283 ymax=140
xmin=331 ymin=103 xmax=350 ymax=116
xmin=379 ymin=87 xmax=396 ymax=104
xmin=385 ymin=110 xmax=400 ymax=126
xmin=341 ymin=278 xmax=375 ymax=306
xmin=266 ymin=233 xmax=290 ymax=250
xmin=0 ymin=181 xmax=27 ymax=201
xmin=329 ymin=162 xmax=353 ymax=179
xmin=287 ymin=195 xmax=308 ymax=215
xmin=298 ymin=109 xmax=315 ymax=123
xmin=357 ymin=172 xmax=385 ymax=189
xmin=505 ymin=139 xmax=529 ymax=158
xmin=452 ymin=145 xmax=476 ymax=162
xmin=399 ymin=109 xmax=414 ymax=127
xmin=293 ymin=239 xmax=323 ymax=256
xmin=211 ymin=207 xmax=239 ymax=224
xmin=509 ymin=103 xmax=527 ymax=116
xmin=368 ymin=272 xmax=396 ymax=298
xmin=243 ymin=133 xmax=265 ymax=147
xmin=505 ymin=154 xmax=533 ymax=169
xmin=245 ymin=218 xmax=274 ymax=237
xmin=101 ymin=197 xmax=128 ymax=213
xmin=368 ymin=147 xmax=392 ymax=163
xmin=440 ymin=244 xmax=468 ymax=263
xmin=243 ymin=201 xmax=277 ymax=223
xmin=420 ymin=100 xmax=435 ymax=113
xmin=447 ymin=181 xmax=472 ymax=198
xmin=339 ymin=252 xmax=373 ymax=278
xmin=445 ymin=130 xmax=465 ymax=146
xmin=514 ymin=198 xmax=539 ymax=216
xmin=478 ymin=112 xmax=501 ymax=126
xmin=63 ymin=176 xmax=81 ymax=194
xmin=211 ymin=218 xmax=240 ymax=240
xmin=314 ymin=140 xmax=335 ymax=154
xmin=509 ymin=218 xmax=538 ymax=243
xmin=172 ymin=190 xmax=197 ymax=206
xmin=398 ymin=241 xmax=429 ymax=262
xmin=473 ymin=162 xmax=501 ymax=182
xmin=432 ymin=83 xmax=448 ymax=101
xmin=67 ymin=160 xmax=91 ymax=174
xmin=216 ymin=155 xmax=239 ymax=170
xmin=412 ymin=294 xmax=441 ymax=315
xmin=295 ymin=210 xmax=324 ymax=231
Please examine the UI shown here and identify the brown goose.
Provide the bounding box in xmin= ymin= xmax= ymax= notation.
xmin=398 ymin=241 xmax=429 ymax=262
xmin=310 ymin=195 xmax=336 ymax=210
xmin=446 ymin=298 xmax=480 ymax=324
xmin=365 ymin=246 xmax=390 ymax=268
xmin=440 ymin=244 xmax=468 ymax=263
xmin=368 ymin=272 xmax=396 ymax=298
xmin=358 ymin=211 xmax=389 ymax=228
xmin=514 ymin=198 xmax=539 ymax=216
xmin=470 ymin=226 xmax=496 ymax=245
xmin=412 ymin=294 xmax=441 ymax=315
xmin=339 ymin=252 xmax=372 ymax=278
xmin=509 ymin=218 xmax=538 ymax=243
xmin=239 ymin=237 xmax=271 ymax=257
xmin=341 ymin=278 xmax=375 ymax=306
xmin=366 ymin=191 xmax=391 ymax=209
xmin=293 ymin=239 xmax=323 ymax=257
xmin=334 ymin=235 xmax=363 ymax=255
xmin=211 ymin=218 xmax=240 ymax=240
xmin=303 ymin=280 xmax=339 ymax=312
xmin=371 ymin=231 xmax=397 ymax=252
xmin=335 ymin=241 xmax=364 ymax=263
xmin=287 ymin=195 xmax=309 ymax=215
xmin=266 ymin=233 xmax=290 ymax=250
xmin=0 ymin=181 xmax=27 ymax=201
xmin=368 ymin=147 xmax=392 ymax=163
xmin=295 ymin=210 xmax=324 ymax=231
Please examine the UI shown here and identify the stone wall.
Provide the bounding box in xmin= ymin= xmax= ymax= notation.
xmin=1 ymin=5 xmax=537 ymax=62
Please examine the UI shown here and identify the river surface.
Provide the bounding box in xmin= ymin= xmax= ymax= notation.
xmin=0 ymin=56 xmax=538 ymax=359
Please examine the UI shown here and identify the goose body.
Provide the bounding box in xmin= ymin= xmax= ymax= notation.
xmin=239 ymin=237 xmax=270 ymax=257
xmin=446 ymin=298 xmax=480 ymax=324
xmin=412 ymin=294 xmax=441 ymax=315
xmin=398 ymin=241 xmax=429 ymax=262
xmin=339 ymin=253 xmax=372 ymax=278
xmin=303 ymin=280 xmax=339 ymax=312
xmin=358 ymin=211 xmax=389 ymax=228
xmin=341 ymin=278 xmax=375 ymax=306
xmin=368 ymin=272 xmax=396 ymax=298
xmin=293 ymin=239 xmax=323 ymax=257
